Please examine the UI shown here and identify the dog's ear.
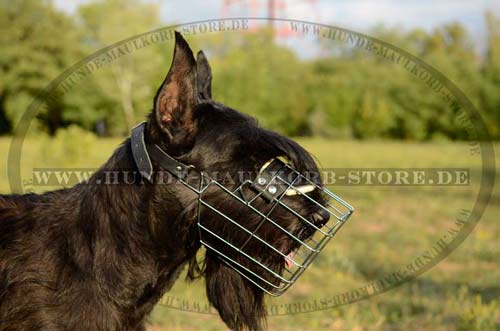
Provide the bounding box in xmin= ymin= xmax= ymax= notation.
xmin=196 ymin=50 xmax=212 ymax=100
xmin=153 ymin=31 xmax=198 ymax=144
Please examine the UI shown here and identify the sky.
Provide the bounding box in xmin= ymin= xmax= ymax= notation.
xmin=53 ymin=0 xmax=500 ymax=57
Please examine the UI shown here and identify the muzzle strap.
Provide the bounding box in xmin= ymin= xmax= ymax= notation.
xmin=131 ymin=122 xmax=194 ymax=182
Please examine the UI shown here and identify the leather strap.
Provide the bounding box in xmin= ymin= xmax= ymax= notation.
xmin=146 ymin=144 xmax=193 ymax=180
xmin=130 ymin=122 xmax=279 ymax=202
xmin=130 ymin=122 xmax=194 ymax=182
xmin=131 ymin=122 xmax=154 ymax=181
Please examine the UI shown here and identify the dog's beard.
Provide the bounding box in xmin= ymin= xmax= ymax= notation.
xmin=201 ymin=225 xmax=308 ymax=331
xmin=204 ymin=251 xmax=267 ymax=331
xmin=197 ymin=190 xmax=325 ymax=330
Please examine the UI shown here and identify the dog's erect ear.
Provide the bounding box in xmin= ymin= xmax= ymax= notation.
xmin=153 ymin=31 xmax=198 ymax=143
xmin=196 ymin=50 xmax=212 ymax=100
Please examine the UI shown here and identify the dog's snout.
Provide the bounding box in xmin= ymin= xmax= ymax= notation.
xmin=312 ymin=208 xmax=330 ymax=226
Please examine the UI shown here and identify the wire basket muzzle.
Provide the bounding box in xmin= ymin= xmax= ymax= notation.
xmin=197 ymin=161 xmax=354 ymax=296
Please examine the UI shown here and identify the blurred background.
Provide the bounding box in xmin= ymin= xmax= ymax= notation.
xmin=0 ymin=1 xmax=499 ymax=330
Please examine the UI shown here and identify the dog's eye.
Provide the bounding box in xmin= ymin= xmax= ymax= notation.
xmin=284 ymin=185 xmax=315 ymax=196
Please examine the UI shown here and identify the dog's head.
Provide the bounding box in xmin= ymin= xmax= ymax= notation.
xmin=145 ymin=32 xmax=340 ymax=331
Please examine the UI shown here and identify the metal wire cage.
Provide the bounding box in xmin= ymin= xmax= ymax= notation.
xmin=191 ymin=159 xmax=354 ymax=296
xmin=130 ymin=122 xmax=353 ymax=296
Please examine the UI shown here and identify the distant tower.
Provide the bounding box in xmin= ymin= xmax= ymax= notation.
xmin=220 ymin=0 xmax=320 ymax=37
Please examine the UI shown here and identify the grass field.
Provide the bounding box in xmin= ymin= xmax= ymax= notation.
xmin=0 ymin=130 xmax=498 ymax=331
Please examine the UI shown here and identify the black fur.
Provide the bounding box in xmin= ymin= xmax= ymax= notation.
xmin=0 ymin=32 xmax=328 ymax=331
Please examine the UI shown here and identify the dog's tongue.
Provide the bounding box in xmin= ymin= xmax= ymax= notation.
xmin=285 ymin=252 xmax=295 ymax=268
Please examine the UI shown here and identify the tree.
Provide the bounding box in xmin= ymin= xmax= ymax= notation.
xmin=0 ymin=0 xmax=84 ymax=134
xmin=204 ymin=29 xmax=310 ymax=135
xmin=77 ymin=0 xmax=169 ymax=134
xmin=479 ymin=11 xmax=500 ymax=138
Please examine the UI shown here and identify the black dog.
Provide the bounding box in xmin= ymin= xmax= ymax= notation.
xmin=0 ymin=32 xmax=331 ymax=331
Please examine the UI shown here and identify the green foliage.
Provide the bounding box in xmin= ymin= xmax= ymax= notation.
xmin=37 ymin=125 xmax=98 ymax=167
xmin=452 ymin=287 xmax=499 ymax=331
xmin=210 ymin=29 xmax=310 ymax=135
xmin=0 ymin=0 xmax=84 ymax=134
xmin=77 ymin=0 xmax=169 ymax=135
xmin=0 ymin=1 xmax=499 ymax=141
xmin=352 ymin=91 xmax=394 ymax=139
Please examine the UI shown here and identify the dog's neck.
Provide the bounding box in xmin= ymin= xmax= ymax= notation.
xmin=71 ymin=137 xmax=200 ymax=319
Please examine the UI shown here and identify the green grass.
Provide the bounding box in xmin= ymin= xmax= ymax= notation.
xmin=0 ymin=130 xmax=498 ymax=331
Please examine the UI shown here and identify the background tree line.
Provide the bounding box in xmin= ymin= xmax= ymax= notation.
xmin=1 ymin=0 xmax=499 ymax=140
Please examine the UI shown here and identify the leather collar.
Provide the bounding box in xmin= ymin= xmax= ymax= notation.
xmin=130 ymin=122 xmax=193 ymax=182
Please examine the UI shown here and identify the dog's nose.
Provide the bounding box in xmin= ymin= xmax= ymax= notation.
xmin=312 ymin=208 xmax=330 ymax=226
